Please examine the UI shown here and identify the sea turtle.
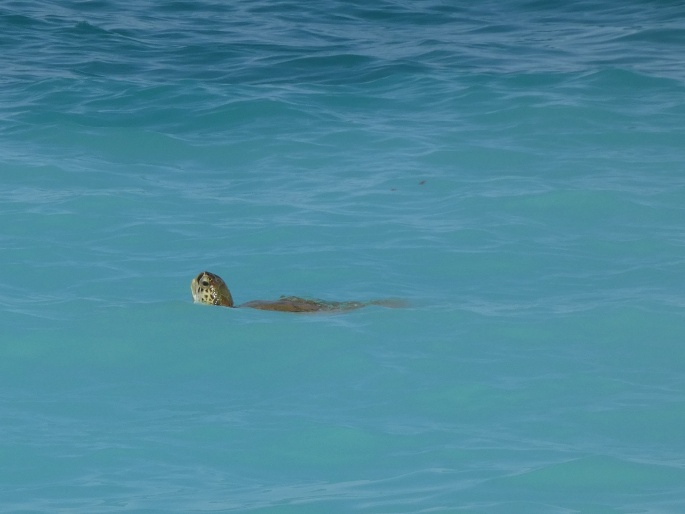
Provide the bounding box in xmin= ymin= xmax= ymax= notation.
xmin=190 ymin=271 xmax=402 ymax=312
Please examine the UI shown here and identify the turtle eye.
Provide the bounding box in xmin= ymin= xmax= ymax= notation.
xmin=201 ymin=280 xmax=210 ymax=287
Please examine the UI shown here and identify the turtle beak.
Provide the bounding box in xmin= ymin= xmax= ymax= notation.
xmin=190 ymin=276 xmax=200 ymax=303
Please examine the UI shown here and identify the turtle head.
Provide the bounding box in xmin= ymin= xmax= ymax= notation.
xmin=191 ymin=271 xmax=234 ymax=307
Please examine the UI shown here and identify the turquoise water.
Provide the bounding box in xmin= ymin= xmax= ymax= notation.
xmin=2 ymin=1 xmax=685 ymax=512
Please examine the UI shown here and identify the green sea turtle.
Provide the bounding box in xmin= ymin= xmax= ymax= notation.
xmin=191 ymin=271 xmax=403 ymax=313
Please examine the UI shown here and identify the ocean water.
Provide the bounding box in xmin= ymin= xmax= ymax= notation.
xmin=2 ymin=0 xmax=685 ymax=512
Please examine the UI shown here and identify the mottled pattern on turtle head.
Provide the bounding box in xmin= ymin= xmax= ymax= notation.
xmin=190 ymin=271 xmax=234 ymax=307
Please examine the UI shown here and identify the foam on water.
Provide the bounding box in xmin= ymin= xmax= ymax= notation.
xmin=2 ymin=0 xmax=685 ymax=512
